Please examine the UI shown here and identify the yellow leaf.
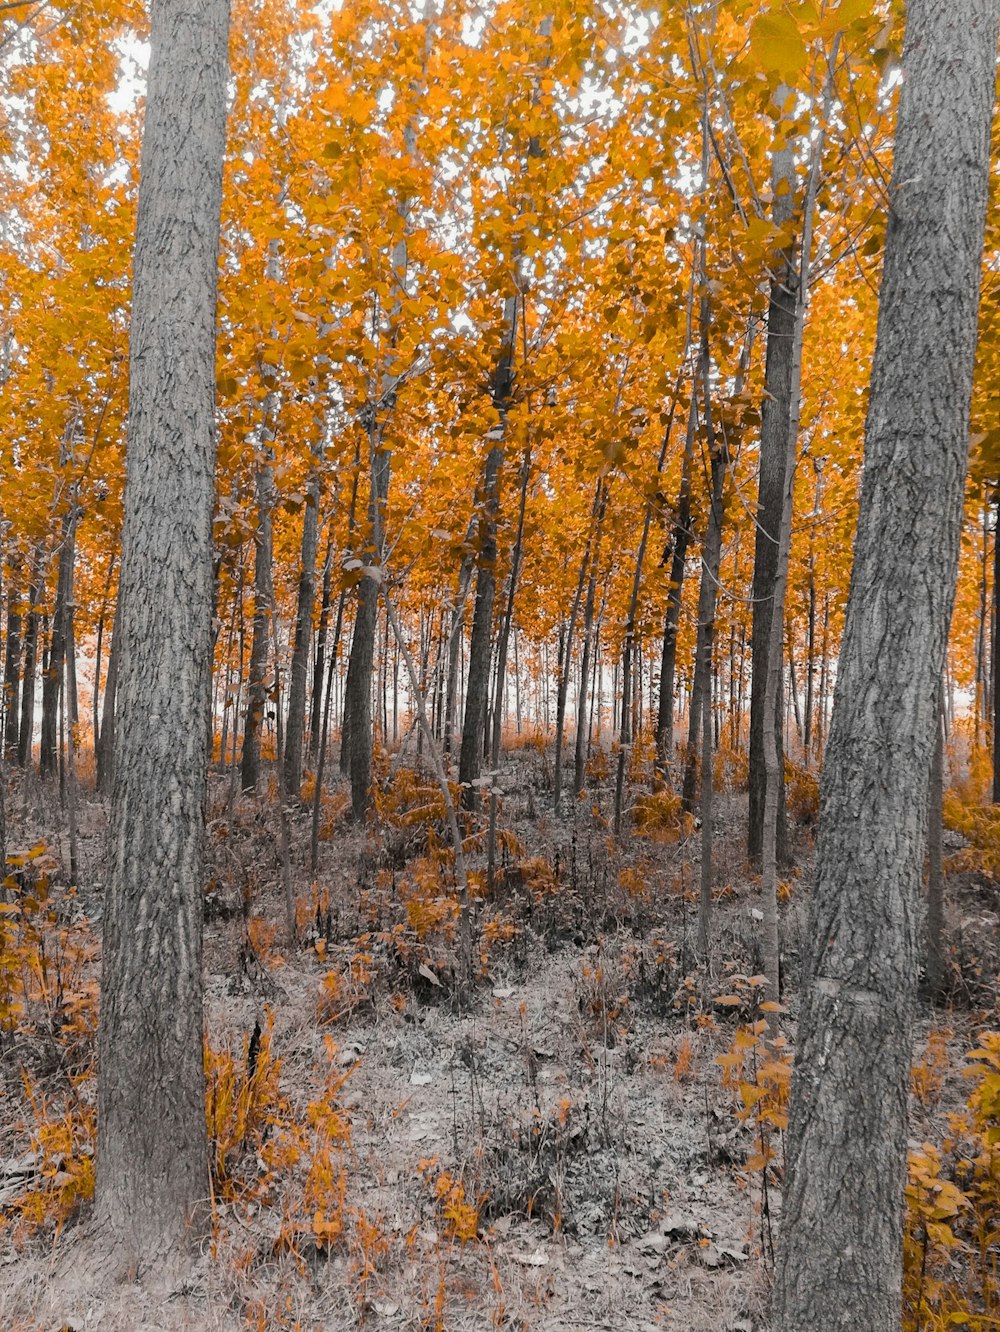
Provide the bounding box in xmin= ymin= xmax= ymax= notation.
xmin=749 ymin=12 xmax=808 ymax=82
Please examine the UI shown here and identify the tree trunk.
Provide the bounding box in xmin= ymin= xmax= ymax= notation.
xmin=240 ymin=460 xmax=274 ymax=794
xmin=40 ymin=509 xmax=76 ymax=779
xmin=555 ymin=478 xmax=599 ymax=807
xmin=95 ymin=0 xmax=228 ymax=1273
xmin=925 ymin=687 xmax=947 ymax=1001
xmin=993 ymin=491 xmax=1000 ymax=801
xmin=655 ymin=396 xmax=697 ymax=782
xmin=17 ymin=571 xmax=40 ymax=771
xmin=341 ymin=445 xmax=389 ymax=820
xmin=96 ymin=583 xmax=122 ymax=796
xmin=772 ymin=6 xmax=998 ymax=1327
xmin=282 ymin=464 xmax=320 ymax=796
xmin=748 ymin=131 xmax=796 ymax=870
xmin=460 ymin=294 xmax=516 ymax=810
xmin=309 ymin=534 xmax=334 ymax=759
xmin=3 ymin=575 xmax=21 ymax=763
xmin=574 ymin=485 xmax=607 ymax=797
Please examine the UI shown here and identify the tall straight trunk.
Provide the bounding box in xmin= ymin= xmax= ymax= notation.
xmin=283 ymin=464 xmax=320 ymax=795
xmin=3 ymin=575 xmax=21 ymax=763
xmin=804 ymin=558 xmax=817 ymax=759
xmin=95 ymin=0 xmax=228 ymax=1271
xmin=682 ymin=315 xmax=753 ymax=815
xmin=96 ymin=584 xmax=122 ymax=796
xmin=687 ymin=311 xmax=727 ymax=958
xmin=655 ymin=396 xmax=697 ymax=782
xmin=759 ymin=61 xmax=835 ymax=1005
xmin=40 ymin=508 xmax=76 ymax=779
xmin=994 ymin=491 xmax=1000 ymax=802
xmin=460 ymin=295 xmax=516 ymax=810
xmin=93 ymin=553 xmax=117 ymax=758
xmin=555 ymin=479 xmax=600 ymax=807
xmin=241 ymin=461 xmax=274 ymax=794
xmin=444 ymin=536 xmax=476 ymax=757
xmin=310 ymin=534 xmax=334 ymax=758
xmin=976 ymin=504 xmax=989 ymax=741
xmin=17 ymin=572 xmax=39 ymax=770
xmin=773 ymin=6 xmax=998 ymax=1326
xmin=574 ymin=487 xmax=607 ymax=797
xmin=748 ymin=126 xmax=796 ymax=870
xmin=341 ymin=446 xmax=389 ymax=820
xmin=925 ymin=687 xmax=946 ymax=1000
xmin=490 ymin=443 xmax=531 ymax=768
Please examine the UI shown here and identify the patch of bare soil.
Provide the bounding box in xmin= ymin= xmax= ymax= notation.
xmin=5 ymin=747 xmax=985 ymax=1331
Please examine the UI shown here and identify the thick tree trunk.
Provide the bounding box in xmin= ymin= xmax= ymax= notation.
xmin=772 ymin=6 xmax=998 ymax=1327
xmin=95 ymin=0 xmax=228 ymax=1273
xmin=282 ymin=465 xmax=320 ymax=796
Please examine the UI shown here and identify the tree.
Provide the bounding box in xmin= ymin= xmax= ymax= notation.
xmin=772 ymin=3 xmax=999 ymax=1328
xmin=94 ymin=0 xmax=229 ymax=1276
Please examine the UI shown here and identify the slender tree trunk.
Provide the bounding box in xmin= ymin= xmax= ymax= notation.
xmin=241 ymin=461 xmax=274 ymax=794
xmin=95 ymin=0 xmax=228 ymax=1272
xmin=341 ymin=445 xmax=389 ymax=820
xmin=555 ymin=481 xmax=599 ymax=807
xmin=17 ymin=571 xmax=39 ymax=771
xmin=310 ymin=533 xmax=334 ymax=759
xmin=656 ymin=396 xmax=697 ymax=782
xmin=460 ymin=295 xmax=516 ymax=810
xmin=3 ymin=575 xmax=21 ymax=763
xmin=748 ymin=126 xmax=796 ymax=870
xmin=689 ymin=310 xmax=727 ymax=955
xmin=773 ymin=7 xmax=998 ymax=1326
xmin=491 ymin=443 xmax=531 ymax=770
xmin=96 ymin=585 xmax=122 ymax=796
xmin=283 ymin=464 xmax=320 ymax=795
xmin=993 ymin=491 xmax=1000 ymax=802
xmin=925 ymin=687 xmax=946 ymax=1000
xmin=759 ymin=63 xmax=835 ymax=1004
xmin=574 ymin=486 xmax=607 ymax=797
xmin=40 ymin=509 xmax=76 ymax=779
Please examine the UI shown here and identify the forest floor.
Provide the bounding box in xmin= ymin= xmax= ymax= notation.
xmin=1 ymin=743 xmax=998 ymax=1331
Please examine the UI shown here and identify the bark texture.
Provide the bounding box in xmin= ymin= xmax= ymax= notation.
xmin=283 ymin=465 xmax=320 ymax=796
xmin=241 ymin=462 xmax=274 ymax=794
xmin=772 ymin=5 xmax=998 ymax=1327
xmin=95 ymin=0 xmax=229 ymax=1272
xmin=747 ymin=147 xmax=795 ymax=869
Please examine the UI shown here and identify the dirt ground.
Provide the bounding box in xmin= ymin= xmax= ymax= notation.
xmin=0 ymin=748 xmax=994 ymax=1331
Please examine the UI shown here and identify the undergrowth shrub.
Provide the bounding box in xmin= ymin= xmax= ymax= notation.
xmin=903 ymin=1031 xmax=1000 ymax=1329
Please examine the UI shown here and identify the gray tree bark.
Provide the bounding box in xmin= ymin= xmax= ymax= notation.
xmin=748 ymin=139 xmax=795 ymax=870
xmin=459 ymin=294 xmax=516 ymax=810
xmin=3 ymin=573 xmax=21 ymax=763
xmin=772 ymin=4 xmax=999 ymax=1327
xmin=282 ymin=463 xmax=320 ymax=795
xmin=240 ymin=460 xmax=274 ymax=794
xmin=16 ymin=568 xmax=39 ymax=770
xmin=96 ymin=581 xmax=121 ymax=796
xmin=94 ymin=0 xmax=229 ymax=1275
